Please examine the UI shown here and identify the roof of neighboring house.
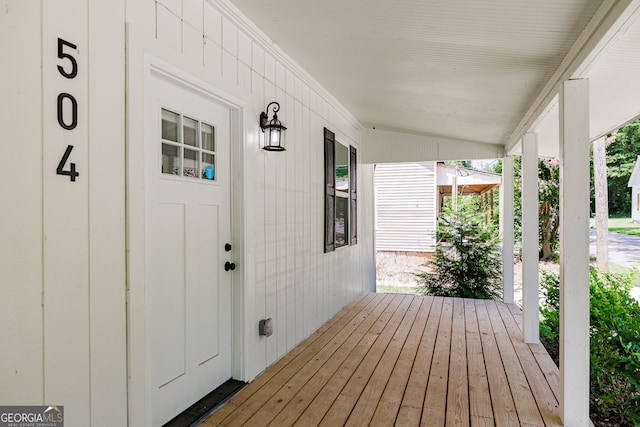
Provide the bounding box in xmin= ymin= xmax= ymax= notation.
xmin=436 ymin=164 xmax=502 ymax=196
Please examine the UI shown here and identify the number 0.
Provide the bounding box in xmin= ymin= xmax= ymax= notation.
xmin=57 ymin=93 xmax=77 ymax=130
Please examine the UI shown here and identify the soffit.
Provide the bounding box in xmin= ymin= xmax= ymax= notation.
xmin=531 ymin=3 xmax=640 ymax=157
xmin=229 ymin=0 xmax=605 ymax=147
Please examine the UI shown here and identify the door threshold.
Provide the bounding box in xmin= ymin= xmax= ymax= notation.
xmin=163 ymin=379 xmax=246 ymax=427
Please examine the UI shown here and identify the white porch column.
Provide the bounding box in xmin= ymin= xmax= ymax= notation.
xmin=521 ymin=132 xmax=539 ymax=343
xmin=501 ymin=156 xmax=515 ymax=304
xmin=559 ymin=79 xmax=590 ymax=425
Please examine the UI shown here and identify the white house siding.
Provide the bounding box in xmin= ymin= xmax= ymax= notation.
xmin=160 ymin=0 xmax=374 ymax=378
xmin=375 ymin=163 xmax=437 ymax=252
xmin=629 ymin=156 xmax=640 ymax=224
xmin=1 ymin=2 xmax=128 ymax=427
xmin=633 ymin=185 xmax=640 ymax=224
xmin=2 ymin=0 xmax=375 ymax=425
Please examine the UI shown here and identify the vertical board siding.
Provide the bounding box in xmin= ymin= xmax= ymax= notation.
xmin=87 ymin=0 xmax=128 ymax=425
xmin=42 ymin=2 xmax=91 ymax=423
xmin=0 ymin=1 xmax=45 ymax=405
xmin=4 ymin=1 xmax=373 ymax=425
xmin=633 ymin=183 xmax=640 ymax=223
xmin=375 ymin=162 xmax=436 ymax=252
xmin=2 ymin=1 xmax=128 ymax=425
xmin=144 ymin=0 xmax=374 ymax=380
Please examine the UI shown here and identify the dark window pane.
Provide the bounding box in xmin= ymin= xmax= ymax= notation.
xmin=335 ymin=143 xmax=349 ymax=195
xmin=335 ymin=197 xmax=348 ymax=248
xmin=184 ymin=116 xmax=198 ymax=147
xmin=183 ymin=148 xmax=198 ymax=178
xmin=162 ymin=109 xmax=179 ymax=142
xmin=162 ymin=144 xmax=179 ymax=175
xmin=202 ymin=123 xmax=215 ymax=152
xmin=202 ymin=153 xmax=215 ymax=180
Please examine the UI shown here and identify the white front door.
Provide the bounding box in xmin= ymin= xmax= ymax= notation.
xmin=145 ymin=70 xmax=232 ymax=425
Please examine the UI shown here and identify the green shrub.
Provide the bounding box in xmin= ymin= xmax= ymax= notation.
xmin=417 ymin=202 xmax=502 ymax=299
xmin=539 ymin=268 xmax=640 ymax=425
xmin=539 ymin=270 xmax=560 ymax=343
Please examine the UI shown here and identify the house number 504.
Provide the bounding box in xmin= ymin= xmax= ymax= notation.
xmin=56 ymin=37 xmax=79 ymax=182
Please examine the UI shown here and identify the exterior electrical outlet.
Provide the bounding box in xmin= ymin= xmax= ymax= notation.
xmin=259 ymin=318 xmax=273 ymax=337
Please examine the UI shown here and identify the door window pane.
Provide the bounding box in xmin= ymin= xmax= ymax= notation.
xmin=202 ymin=123 xmax=215 ymax=152
xmin=162 ymin=109 xmax=179 ymax=142
xmin=202 ymin=153 xmax=215 ymax=180
xmin=183 ymin=117 xmax=198 ymax=147
xmin=162 ymin=144 xmax=179 ymax=175
xmin=183 ymin=149 xmax=198 ymax=178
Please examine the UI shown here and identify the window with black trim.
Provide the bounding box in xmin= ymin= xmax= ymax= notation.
xmin=324 ymin=127 xmax=357 ymax=252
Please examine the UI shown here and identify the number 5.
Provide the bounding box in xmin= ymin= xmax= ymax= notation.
xmin=57 ymin=38 xmax=78 ymax=79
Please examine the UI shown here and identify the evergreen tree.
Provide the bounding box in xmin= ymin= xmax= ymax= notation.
xmin=417 ymin=200 xmax=502 ymax=299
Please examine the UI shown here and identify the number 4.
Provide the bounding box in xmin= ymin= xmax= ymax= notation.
xmin=57 ymin=145 xmax=79 ymax=182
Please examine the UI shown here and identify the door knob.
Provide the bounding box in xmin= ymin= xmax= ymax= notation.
xmin=225 ymin=261 xmax=236 ymax=271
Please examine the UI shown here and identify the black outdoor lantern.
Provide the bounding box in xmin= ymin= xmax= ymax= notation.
xmin=259 ymin=101 xmax=287 ymax=151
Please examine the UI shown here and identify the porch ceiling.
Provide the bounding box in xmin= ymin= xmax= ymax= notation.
xmin=228 ymin=0 xmax=640 ymax=157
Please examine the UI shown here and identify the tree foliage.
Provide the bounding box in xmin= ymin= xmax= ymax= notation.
xmin=446 ymin=160 xmax=473 ymax=168
xmin=509 ymin=156 xmax=560 ymax=260
xmin=604 ymin=120 xmax=640 ymax=215
xmin=417 ymin=199 xmax=502 ymax=299
xmin=537 ymin=158 xmax=560 ymax=260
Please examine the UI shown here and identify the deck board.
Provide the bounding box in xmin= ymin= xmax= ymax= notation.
xmin=320 ymin=295 xmax=415 ymax=426
xmin=369 ymin=296 xmax=433 ymax=425
xmin=343 ymin=296 xmax=424 ymax=426
xmin=485 ymin=300 xmax=544 ymax=426
xmin=245 ymin=294 xmax=397 ymax=426
xmin=421 ymin=297 xmax=453 ymax=426
xmin=396 ymin=296 xmax=443 ymax=426
xmin=203 ymin=293 xmax=570 ymax=426
xmin=496 ymin=302 xmax=562 ymax=427
xmin=446 ymin=297 xmax=470 ymax=427
xmin=267 ymin=294 xmax=397 ymax=425
xmin=464 ymin=299 xmax=493 ymax=425
xmin=475 ymin=299 xmax=520 ymax=427
xmin=293 ymin=294 xmax=407 ymax=426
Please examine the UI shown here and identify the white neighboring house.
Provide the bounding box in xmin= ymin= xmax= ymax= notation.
xmin=375 ymin=162 xmax=501 ymax=285
xmin=629 ymin=156 xmax=640 ymax=224
xmin=376 ymin=162 xmax=437 ymax=253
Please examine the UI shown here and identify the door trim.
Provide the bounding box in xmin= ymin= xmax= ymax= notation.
xmin=126 ymin=29 xmax=247 ymax=426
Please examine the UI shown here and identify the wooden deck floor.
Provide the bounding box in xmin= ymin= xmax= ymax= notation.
xmin=202 ymin=293 xmax=564 ymax=426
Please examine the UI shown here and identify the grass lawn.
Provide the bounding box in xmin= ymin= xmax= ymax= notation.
xmin=591 ymin=216 xmax=640 ymax=236
xmin=376 ymin=284 xmax=420 ymax=295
